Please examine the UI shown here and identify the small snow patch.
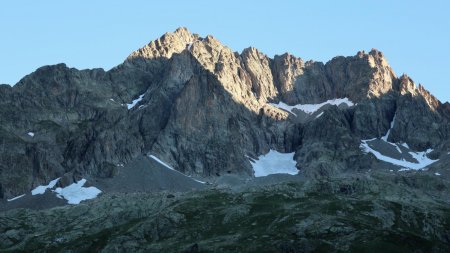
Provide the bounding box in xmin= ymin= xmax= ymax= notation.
xmin=435 ymin=172 xmax=441 ymax=176
xmin=191 ymin=178 xmax=206 ymax=184
xmin=31 ymin=178 xmax=60 ymax=195
xmin=271 ymin=98 xmax=354 ymax=116
xmin=109 ymin=98 xmax=115 ymax=102
xmin=381 ymin=115 xmax=396 ymax=141
xmin=27 ymin=132 xmax=34 ymax=137
xmin=54 ymin=179 xmax=102 ymax=205
xmin=127 ymin=94 xmax=145 ymax=110
xmin=149 ymin=155 xmax=175 ymax=170
xmin=315 ymin=112 xmax=324 ymax=119
xmin=250 ymin=150 xmax=298 ymax=177
xmin=7 ymin=194 xmax=26 ymax=202
xmin=149 ymin=155 xmax=206 ymax=184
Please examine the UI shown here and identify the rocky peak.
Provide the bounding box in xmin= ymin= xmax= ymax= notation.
xmin=398 ymin=74 xmax=441 ymax=110
xmin=127 ymin=27 xmax=199 ymax=60
xmin=274 ymin=53 xmax=305 ymax=67
xmin=367 ymin=49 xmax=389 ymax=68
xmin=368 ymin=48 xmax=384 ymax=58
xmin=417 ymin=84 xmax=441 ymax=110
xmin=322 ymin=49 xmax=396 ymax=102
xmin=399 ymin=74 xmax=416 ymax=95
xmin=240 ymin=47 xmax=278 ymax=103
xmin=366 ymin=51 xmax=397 ymax=98
xmin=185 ymin=36 xmax=282 ymax=115
xmin=188 ymin=33 xmax=230 ymax=73
xmin=355 ymin=48 xmax=397 ymax=98
xmin=241 ymin=47 xmax=262 ymax=56
xmin=272 ymin=53 xmax=305 ymax=104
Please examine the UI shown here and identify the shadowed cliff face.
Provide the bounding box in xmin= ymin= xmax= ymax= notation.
xmin=0 ymin=27 xmax=449 ymax=199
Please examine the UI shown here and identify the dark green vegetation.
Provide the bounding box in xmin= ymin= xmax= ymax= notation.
xmin=1 ymin=173 xmax=449 ymax=253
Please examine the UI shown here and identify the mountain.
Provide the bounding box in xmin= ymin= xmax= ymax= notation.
xmin=1 ymin=28 xmax=450 ymax=252
xmin=1 ymin=27 xmax=449 ymax=199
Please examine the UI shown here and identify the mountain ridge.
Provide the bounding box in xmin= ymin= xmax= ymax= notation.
xmin=0 ymin=27 xmax=449 ymax=199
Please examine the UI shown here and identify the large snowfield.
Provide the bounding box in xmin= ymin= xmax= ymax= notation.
xmin=54 ymin=179 xmax=102 ymax=205
xmin=15 ymin=178 xmax=103 ymax=205
xmin=250 ymin=150 xmax=298 ymax=177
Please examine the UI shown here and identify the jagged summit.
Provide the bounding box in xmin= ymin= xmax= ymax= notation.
xmin=127 ymin=27 xmax=199 ymax=60
xmin=125 ymin=28 xmax=439 ymax=107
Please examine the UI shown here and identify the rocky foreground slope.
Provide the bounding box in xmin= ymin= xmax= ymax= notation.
xmin=1 ymin=173 xmax=450 ymax=252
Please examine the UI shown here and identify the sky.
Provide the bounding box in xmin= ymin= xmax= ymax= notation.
xmin=0 ymin=0 xmax=449 ymax=102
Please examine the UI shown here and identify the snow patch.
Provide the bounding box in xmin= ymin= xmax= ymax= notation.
xmin=315 ymin=112 xmax=324 ymax=119
xmin=149 ymin=155 xmax=206 ymax=184
xmin=408 ymin=149 xmax=435 ymax=167
xmin=27 ymin=132 xmax=34 ymax=137
xmin=7 ymin=194 xmax=26 ymax=202
xmin=149 ymin=155 xmax=175 ymax=170
xmin=250 ymin=150 xmax=298 ymax=177
xmin=127 ymin=94 xmax=145 ymax=109
xmin=271 ymin=98 xmax=354 ymax=116
xmin=360 ymin=140 xmax=438 ymax=170
xmin=435 ymin=172 xmax=441 ymax=176
xmin=381 ymin=115 xmax=396 ymax=141
xmin=109 ymin=98 xmax=115 ymax=102
xmin=54 ymin=179 xmax=102 ymax=205
xmin=31 ymin=178 xmax=60 ymax=195
xmin=189 ymin=177 xmax=206 ymax=184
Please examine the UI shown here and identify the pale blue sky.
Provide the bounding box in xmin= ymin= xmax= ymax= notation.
xmin=1 ymin=1 xmax=449 ymax=102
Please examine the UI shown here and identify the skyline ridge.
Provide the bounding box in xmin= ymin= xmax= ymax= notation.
xmin=1 ymin=1 xmax=449 ymax=102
